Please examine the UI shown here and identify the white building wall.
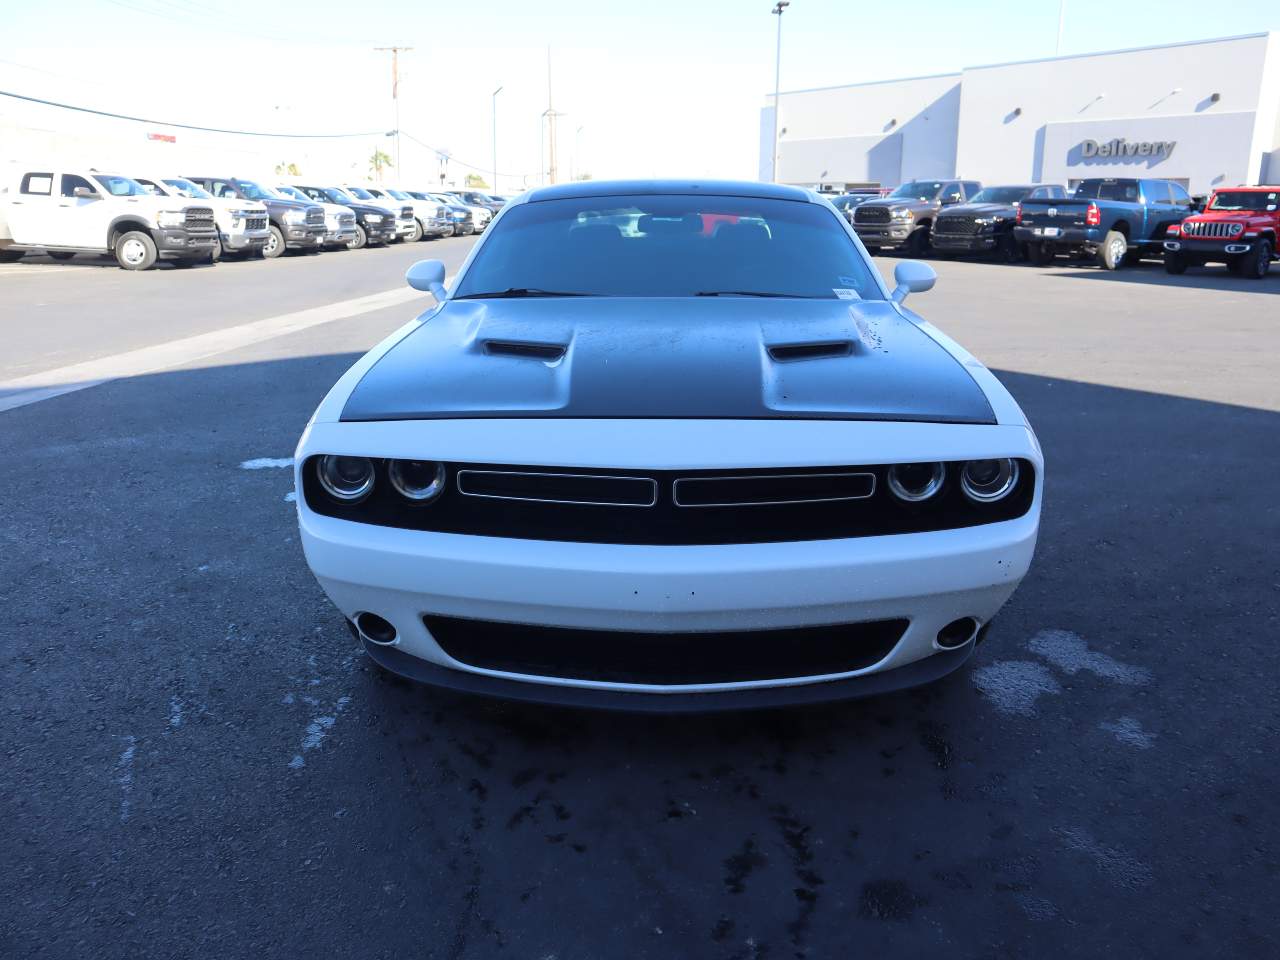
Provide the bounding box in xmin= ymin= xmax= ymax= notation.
xmin=955 ymin=33 xmax=1277 ymax=195
xmin=762 ymin=73 xmax=961 ymax=186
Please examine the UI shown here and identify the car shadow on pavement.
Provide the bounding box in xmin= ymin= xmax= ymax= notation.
xmin=2 ymin=355 xmax=1278 ymax=960
xmin=1028 ymin=260 xmax=1280 ymax=293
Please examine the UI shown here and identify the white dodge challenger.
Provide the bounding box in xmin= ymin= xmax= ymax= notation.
xmin=294 ymin=180 xmax=1042 ymax=709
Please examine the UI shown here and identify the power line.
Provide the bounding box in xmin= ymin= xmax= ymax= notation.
xmin=0 ymin=88 xmax=389 ymax=139
xmin=398 ymin=131 xmax=532 ymax=180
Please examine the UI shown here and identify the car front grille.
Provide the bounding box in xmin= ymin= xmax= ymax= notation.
xmin=183 ymin=207 xmax=215 ymax=228
xmin=400 ymin=206 xmax=414 ymax=220
xmin=934 ymin=216 xmax=981 ymax=236
xmin=854 ymin=205 xmax=891 ymax=224
xmin=337 ymin=212 xmax=356 ymax=225
xmin=302 ymin=459 xmax=1036 ymax=544
xmin=305 ymin=208 xmax=325 ymax=226
xmin=245 ymin=216 xmax=267 ymax=231
xmin=1182 ymin=220 xmax=1242 ymax=238
xmin=423 ymin=615 xmax=908 ymax=684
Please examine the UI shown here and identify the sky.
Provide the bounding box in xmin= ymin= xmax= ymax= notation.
xmin=2 ymin=0 xmax=1279 ymax=191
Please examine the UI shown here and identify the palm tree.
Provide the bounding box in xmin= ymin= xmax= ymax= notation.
xmin=369 ymin=150 xmax=393 ymax=183
xmin=465 ymin=173 xmax=489 ymax=188
xmin=274 ymin=162 xmax=300 ymax=176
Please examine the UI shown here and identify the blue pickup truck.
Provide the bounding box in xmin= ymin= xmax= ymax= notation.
xmin=1013 ymin=177 xmax=1199 ymax=269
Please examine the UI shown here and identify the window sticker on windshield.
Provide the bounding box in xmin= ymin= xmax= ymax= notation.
xmin=833 ymin=288 xmax=861 ymax=300
xmin=838 ymin=276 xmax=860 ymax=287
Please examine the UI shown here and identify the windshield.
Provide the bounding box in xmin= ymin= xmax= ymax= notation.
xmin=322 ymin=187 xmax=354 ymax=203
xmin=385 ymin=188 xmax=411 ymax=199
xmin=234 ymin=179 xmax=274 ymax=200
xmin=1073 ymin=180 xmax=1139 ymax=201
xmin=406 ymin=191 xmax=430 ymax=200
xmin=430 ymin=194 xmax=454 ymax=204
xmin=453 ymin=194 xmax=881 ymax=300
xmin=887 ymin=181 xmax=942 ymax=201
xmin=92 ymin=174 xmax=152 ymax=197
xmin=967 ymin=187 xmax=1027 ymax=204
xmin=132 ymin=177 xmax=169 ymax=196
xmin=1208 ymin=190 xmax=1277 ymax=212
xmin=275 ymin=185 xmax=309 ymax=202
xmin=163 ymin=177 xmax=212 ymax=199
xmin=346 ymin=186 xmax=375 ymax=200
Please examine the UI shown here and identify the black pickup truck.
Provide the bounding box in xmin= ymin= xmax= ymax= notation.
xmin=931 ymin=184 xmax=1066 ymax=260
xmin=1013 ymin=177 xmax=1198 ymax=269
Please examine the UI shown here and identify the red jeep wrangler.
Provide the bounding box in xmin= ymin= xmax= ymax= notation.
xmin=1163 ymin=185 xmax=1278 ymax=279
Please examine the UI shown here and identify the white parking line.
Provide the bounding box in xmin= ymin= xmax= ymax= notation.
xmin=0 ymin=285 xmax=426 ymax=414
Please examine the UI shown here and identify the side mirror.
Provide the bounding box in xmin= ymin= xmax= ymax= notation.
xmin=73 ymin=187 xmax=100 ymax=200
xmin=406 ymin=259 xmax=448 ymax=301
xmin=891 ymin=260 xmax=936 ymax=304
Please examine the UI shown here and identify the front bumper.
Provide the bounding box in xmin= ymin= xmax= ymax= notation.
xmin=284 ymin=223 xmax=325 ymax=248
xmin=1163 ymin=238 xmax=1253 ymax=257
xmin=325 ymin=225 xmax=358 ymax=244
xmin=154 ymin=227 xmax=219 ymax=257
xmin=221 ymin=228 xmax=269 ymax=251
xmin=395 ymin=218 xmax=416 ymax=237
xmin=853 ymin=222 xmax=914 ymax=245
xmin=424 ymin=217 xmax=453 ymax=237
xmin=932 ymin=233 xmax=998 ymax=252
xmin=362 ymin=220 xmax=397 ymax=243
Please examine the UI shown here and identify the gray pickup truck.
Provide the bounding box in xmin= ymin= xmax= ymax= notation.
xmin=852 ymin=179 xmax=982 ymax=255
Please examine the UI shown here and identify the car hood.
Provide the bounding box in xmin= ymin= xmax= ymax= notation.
xmin=938 ymin=202 xmax=1018 ymax=218
xmin=340 ymin=297 xmax=994 ymax=424
xmin=859 ymin=198 xmax=936 ymax=211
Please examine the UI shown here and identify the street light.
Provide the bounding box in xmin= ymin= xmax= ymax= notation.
xmin=771 ymin=1 xmax=790 ymax=184
xmin=573 ymin=125 xmax=584 ymax=181
xmin=491 ymin=85 xmax=503 ymax=193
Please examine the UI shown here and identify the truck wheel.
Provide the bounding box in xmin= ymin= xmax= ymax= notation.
xmin=1030 ymin=242 xmax=1055 ymax=266
xmin=263 ymin=225 xmax=286 ymax=259
xmin=115 ymin=230 xmax=158 ymax=270
xmin=1163 ymin=251 xmax=1188 ymax=275
xmin=210 ymin=239 xmax=223 ymax=263
xmin=408 ymin=219 xmax=425 ymax=242
xmin=904 ymin=226 xmax=930 ymax=257
xmin=48 ymin=251 xmax=76 ymax=261
xmin=1097 ymin=230 xmax=1127 ymax=270
xmin=0 ymin=249 xmax=25 ymax=263
xmin=348 ymin=224 xmax=368 ymax=250
xmin=999 ymin=233 xmax=1022 ymax=263
xmin=1240 ymin=239 xmax=1272 ymax=279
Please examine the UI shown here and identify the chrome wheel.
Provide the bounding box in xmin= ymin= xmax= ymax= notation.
xmin=1108 ymin=236 xmax=1125 ymax=263
xmin=263 ymin=231 xmax=280 ymax=256
xmin=120 ymin=237 xmax=147 ymax=266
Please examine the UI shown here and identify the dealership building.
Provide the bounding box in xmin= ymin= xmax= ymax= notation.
xmin=760 ymin=32 xmax=1280 ymax=196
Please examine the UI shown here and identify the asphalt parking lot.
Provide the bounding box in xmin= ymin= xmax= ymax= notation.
xmin=3 ymin=242 xmax=1278 ymax=958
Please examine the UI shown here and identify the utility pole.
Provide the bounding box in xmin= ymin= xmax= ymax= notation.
xmin=771 ymin=2 xmax=789 ymax=183
xmin=542 ymin=47 xmax=566 ymax=185
xmin=491 ymin=86 xmax=503 ymax=192
xmin=1055 ymin=0 xmax=1066 ymax=56
xmin=375 ymin=46 xmax=413 ymax=183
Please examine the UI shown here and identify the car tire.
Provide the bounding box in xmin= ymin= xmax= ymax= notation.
xmin=904 ymin=226 xmax=930 ymax=257
xmin=210 ymin=239 xmax=223 ymax=263
xmin=1030 ymin=242 xmax=1055 ymax=266
xmin=114 ymin=230 xmax=158 ymax=271
xmin=1240 ymin=238 xmax=1272 ymax=279
xmin=1163 ymin=251 xmax=1188 ymax=275
xmin=408 ymin=219 xmax=425 ymax=242
xmin=263 ymin=225 xmax=286 ymax=259
xmin=48 ymin=251 xmax=76 ymax=261
xmin=0 ymin=249 xmax=25 ymax=263
xmin=1096 ymin=230 xmax=1127 ymax=270
xmin=348 ymin=224 xmax=368 ymax=250
xmin=999 ymin=233 xmax=1022 ymax=263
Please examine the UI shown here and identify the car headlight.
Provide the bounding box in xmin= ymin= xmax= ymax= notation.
xmin=887 ymin=462 xmax=944 ymax=502
xmin=890 ymin=207 xmax=912 ymax=220
xmin=388 ymin=459 xmax=446 ymax=502
xmin=961 ymin=459 xmax=1019 ymax=502
xmin=317 ymin=456 xmax=374 ymax=501
xmin=365 ymin=214 xmax=383 ymax=223
xmin=156 ymin=210 xmax=186 ymax=227
xmin=284 ymin=209 xmax=306 ymax=224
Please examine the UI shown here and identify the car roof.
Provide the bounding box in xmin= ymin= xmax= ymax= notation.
xmin=523 ymin=179 xmax=813 ymax=204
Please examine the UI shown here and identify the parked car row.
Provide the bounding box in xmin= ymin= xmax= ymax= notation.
xmin=840 ymin=177 xmax=1278 ymax=279
xmin=0 ymin=166 xmax=508 ymax=270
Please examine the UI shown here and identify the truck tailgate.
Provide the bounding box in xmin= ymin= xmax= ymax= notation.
xmin=1017 ymin=199 xmax=1091 ymax=227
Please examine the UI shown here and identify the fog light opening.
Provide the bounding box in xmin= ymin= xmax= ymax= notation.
xmin=355 ymin=612 xmax=398 ymax=646
xmin=937 ymin=617 xmax=979 ymax=650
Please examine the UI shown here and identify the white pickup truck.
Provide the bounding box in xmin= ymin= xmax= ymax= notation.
xmin=0 ymin=168 xmax=219 ymax=270
xmin=134 ymin=176 xmax=270 ymax=260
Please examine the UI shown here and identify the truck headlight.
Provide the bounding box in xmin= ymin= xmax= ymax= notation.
xmin=156 ymin=210 xmax=186 ymax=228
xmin=890 ymin=207 xmax=912 ymax=220
xmin=284 ymin=209 xmax=306 ymax=224
xmin=365 ymin=214 xmax=383 ymax=223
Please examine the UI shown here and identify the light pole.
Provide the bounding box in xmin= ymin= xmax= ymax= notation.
xmin=573 ymin=125 xmax=584 ymax=181
xmin=375 ymin=46 xmax=413 ymax=184
xmin=491 ymin=85 xmax=503 ymax=192
xmin=1055 ymin=0 xmax=1066 ymax=56
xmin=771 ymin=2 xmax=789 ymax=183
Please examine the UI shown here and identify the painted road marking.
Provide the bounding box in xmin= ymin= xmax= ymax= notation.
xmin=0 ymin=284 xmax=428 ymax=414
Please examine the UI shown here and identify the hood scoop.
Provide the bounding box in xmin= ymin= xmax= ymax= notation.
xmin=768 ymin=340 xmax=854 ymax=363
xmin=483 ymin=339 xmax=567 ymax=362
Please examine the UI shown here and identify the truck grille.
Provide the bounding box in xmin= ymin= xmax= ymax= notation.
xmin=337 ymin=211 xmax=356 ymax=225
xmin=305 ymin=208 xmax=325 ymax=226
xmin=183 ymin=207 xmax=215 ymax=228
xmin=854 ymin=206 xmax=891 ymax=225
xmin=399 ymin=205 xmax=414 ymax=220
xmin=933 ymin=216 xmax=981 ymax=236
xmin=1182 ymin=220 xmax=1243 ymax=238
xmin=246 ymin=216 xmax=267 ymax=231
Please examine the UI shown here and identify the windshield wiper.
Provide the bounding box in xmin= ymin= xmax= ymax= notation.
xmin=454 ymin=288 xmax=595 ymax=299
xmin=695 ymin=290 xmax=808 ymax=298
